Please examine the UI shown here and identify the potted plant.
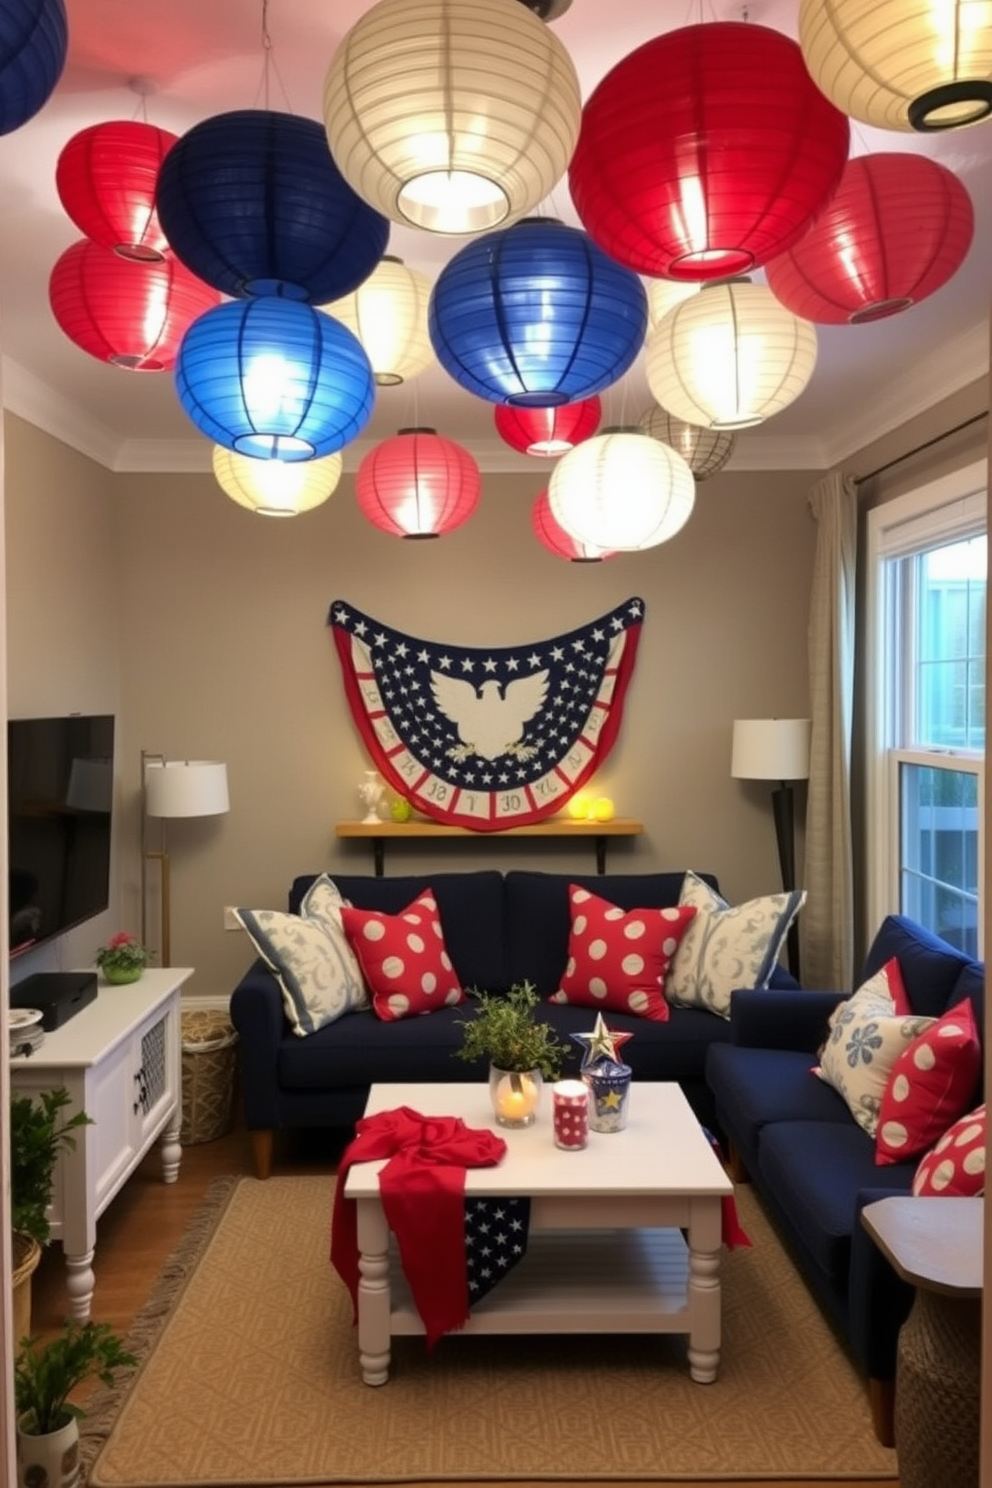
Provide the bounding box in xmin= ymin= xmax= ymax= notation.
xmin=455 ymin=981 xmax=569 ymax=1128
xmin=94 ymin=930 xmax=151 ymax=984
xmin=15 ymin=1320 xmax=136 ymax=1488
xmin=10 ymin=1088 xmax=92 ymax=1348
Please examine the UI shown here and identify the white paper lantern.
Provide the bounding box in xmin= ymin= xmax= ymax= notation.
xmin=321 ymin=256 xmax=435 ymax=386
xmin=799 ymin=0 xmax=992 ymax=131
xmin=645 ymin=279 xmax=818 ymax=430
xmin=212 ymin=446 xmax=343 ymax=516
xmin=638 ymin=405 xmax=736 ymax=480
xmin=549 ymin=428 xmax=695 ymax=552
xmin=323 ymin=0 xmax=582 ymax=234
xmin=646 ymin=278 xmax=699 ymax=330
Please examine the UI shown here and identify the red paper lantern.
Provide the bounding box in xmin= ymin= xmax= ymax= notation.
xmin=569 ymin=21 xmax=850 ymax=281
xmin=49 ymin=240 xmax=219 ymax=370
xmin=356 ymin=427 xmax=481 ymax=539
xmin=56 ymin=120 xmax=179 ymax=262
xmin=531 ymin=488 xmax=613 ymax=562
xmin=764 ymin=153 xmax=974 ymax=325
xmin=495 ymin=398 xmax=602 ymax=457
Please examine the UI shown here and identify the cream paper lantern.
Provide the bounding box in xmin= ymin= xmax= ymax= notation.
xmin=645 ymin=278 xmax=818 ymax=430
xmin=212 ymin=446 xmax=343 ymax=517
xmin=321 ymin=256 xmax=435 ymax=386
xmin=549 ymin=427 xmax=695 ymax=552
xmin=646 ymin=278 xmax=700 ymax=330
xmin=323 ymin=0 xmax=582 ymax=234
xmin=638 ymin=404 xmax=736 ymax=480
xmin=800 ymin=0 xmax=992 ymax=131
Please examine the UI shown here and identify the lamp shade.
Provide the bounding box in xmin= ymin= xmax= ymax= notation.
xmin=56 ymin=121 xmax=179 ymax=262
xmin=0 ymin=0 xmax=66 ymax=136
xmin=212 ymin=445 xmax=343 ymax=517
xmin=645 ymin=279 xmax=818 ymax=430
xmin=731 ymin=719 xmax=811 ymax=781
xmin=321 ymin=256 xmax=434 ymax=385
xmin=531 ymin=488 xmax=613 ymax=561
xmin=549 ymin=427 xmax=695 ymax=552
xmin=356 ymin=427 xmax=481 ymax=538
xmin=49 ymin=239 xmax=221 ymax=370
xmin=323 ymin=0 xmax=581 ymax=234
xmin=155 ymin=109 xmax=390 ymax=302
xmin=799 ymin=0 xmax=992 ymax=131
xmin=175 ymin=298 xmax=375 ymax=460
xmin=638 ymin=405 xmax=736 ymax=481
xmin=569 ymin=22 xmax=850 ymax=280
xmin=429 ymin=219 xmax=647 ymax=406
xmin=495 ymin=397 xmax=602 ymax=457
xmin=144 ymin=759 xmax=230 ymax=817
xmin=764 ymin=153 xmax=974 ymax=325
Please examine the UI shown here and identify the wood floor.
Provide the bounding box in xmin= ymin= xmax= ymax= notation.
xmin=29 ymin=1121 xmax=900 ymax=1488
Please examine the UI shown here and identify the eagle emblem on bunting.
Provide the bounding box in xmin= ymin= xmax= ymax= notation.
xmin=328 ymin=598 xmax=644 ymax=831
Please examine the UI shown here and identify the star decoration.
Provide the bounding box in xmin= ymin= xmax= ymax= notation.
xmin=571 ymin=1012 xmax=634 ymax=1069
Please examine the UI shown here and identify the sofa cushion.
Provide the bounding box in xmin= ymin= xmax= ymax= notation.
xmin=278 ymin=1004 xmax=478 ymax=1089
xmin=875 ymin=998 xmax=981 ymax=1165
xmin=341 ymin=891 xmax=465 ymax=1021
xmin=504 ymin=871 xmax=702 ymax=996
xmin=862 ymin=914 xmax=974 ymax=1019
xmin=912 ymin=1103 xmax=986 ymax=1196
xmin=667 ymin=871 xmax=806 ymax=1018
xmin=548 ymin=885 xmax=696 ymax=1022
xmin=292 ymin=871 xmax=509 ymax=994
xmin=815 ymin=994 xmax=934 ymax=1137
xmin=708 ymin=1043 xmax=854 ymax=1168
xmin=757 ymin=1120 xmax=916 ymax=1282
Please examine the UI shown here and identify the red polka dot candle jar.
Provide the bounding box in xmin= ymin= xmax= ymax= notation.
xmin=553 ymin=1080 xmax=590 ymax=1150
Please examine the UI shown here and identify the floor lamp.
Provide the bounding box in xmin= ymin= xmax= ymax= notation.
xmin=731 ymin=718 xmax=811 ymax=981
xmin=141 ymin=751 xmax=230 ymax=966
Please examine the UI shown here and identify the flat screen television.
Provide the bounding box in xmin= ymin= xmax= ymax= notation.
xmin=7 ymin=714 xmax=115 ymax=959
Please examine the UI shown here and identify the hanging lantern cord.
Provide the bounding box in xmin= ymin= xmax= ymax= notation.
xmin=254 ymin=0 xmax=293 ymax=113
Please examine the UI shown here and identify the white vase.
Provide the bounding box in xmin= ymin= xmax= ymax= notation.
xmin=357 ymin=769 xmax=384 ymax=824
xmin=17 ymin=1414 xmax=80 ymax=1488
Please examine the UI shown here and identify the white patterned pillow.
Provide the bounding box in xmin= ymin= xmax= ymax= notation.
xmin=816 ymin=999 xmax=936 ymax=1137
xmin=666 ymin=870 xmax=806 ymax=1018
xmin=236 ymin=874 xmax=366 ymax=1037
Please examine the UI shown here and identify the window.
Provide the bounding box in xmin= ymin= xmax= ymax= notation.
xmin=867 ymin=461 xmax=987 ymax=956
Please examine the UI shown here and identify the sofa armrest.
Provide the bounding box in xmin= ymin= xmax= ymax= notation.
xmin=727 ymin=988 xmax=847 ymax=1052
xmin=848 ymin=1185 xmax=917 ymax=1380
xmin=230 ymin=959 xmax=289 ymax=1130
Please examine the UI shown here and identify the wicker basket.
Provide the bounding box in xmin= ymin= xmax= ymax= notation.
xmin=180 ymin=1010 xmax=238 ymax=1145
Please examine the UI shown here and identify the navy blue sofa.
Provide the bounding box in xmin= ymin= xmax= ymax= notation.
xmin=706 ymin=914 xmax=985 ymax=1445
xmin=230 ymin=868 xmax=797 ymax=1181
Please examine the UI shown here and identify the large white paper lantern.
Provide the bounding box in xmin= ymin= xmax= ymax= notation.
xmin=323 ymin=0 xmax=581 ymax=234
xmin=645 ymin=279 xmax=818 ymax=430
xmin=549 ymin=428 xmax=695 ymax=552
xmin=321 ymin=256 xmax=435 ymax=385
xmin=212 ymin=446 xmax=343 ymax=516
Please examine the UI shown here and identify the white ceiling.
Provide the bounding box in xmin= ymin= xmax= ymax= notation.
xmin=0 ymin=0 xmax=989 ymax=475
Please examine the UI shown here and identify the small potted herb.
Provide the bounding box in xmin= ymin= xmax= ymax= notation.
xmin=455 ymin=981 xmax=569 ymax=1128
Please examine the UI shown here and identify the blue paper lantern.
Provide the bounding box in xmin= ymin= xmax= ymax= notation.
xmin=175 ymin=299 xmax=375 ymax=461
xmin=428 ymin=218 xmax=648 ymax=406
xmin=156 ymin=109 xmax=390 ymax=303
xmin=0 ymin=0 xmax=67 ymax=136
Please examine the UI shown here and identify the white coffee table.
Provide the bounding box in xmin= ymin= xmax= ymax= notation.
xmin=343 ymin=1081 xmax=733 ymax=1386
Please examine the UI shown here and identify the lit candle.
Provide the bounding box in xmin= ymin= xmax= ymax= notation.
xmin=553 ymin=1079 xmax=590 ymax=1150
xmin=494 ymin=1072 xmax=539 ymax=1126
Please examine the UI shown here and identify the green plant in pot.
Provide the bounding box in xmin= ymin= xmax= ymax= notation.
xmin=15 ymin=1320 xmax=136 ymax=1488
xmin=10 ymin=1088 xmax=92 ymax=1348
xmin=455 ymin=981 xmax=569 ymax=1128
xmin=94 ymin=930 xmax=151 ymax=984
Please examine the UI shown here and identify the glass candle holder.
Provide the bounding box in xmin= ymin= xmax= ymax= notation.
xmin=553 ymin=1079 xmax=589 ymax=1149
xmin=489 ymin=1067 xmax=542 ymax=1127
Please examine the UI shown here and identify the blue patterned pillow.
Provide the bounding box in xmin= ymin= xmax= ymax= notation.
xmin=666 ymin=870 xmax=806 ymax=1018
xmin=815 ymin=975 xmax=935 ymax=1135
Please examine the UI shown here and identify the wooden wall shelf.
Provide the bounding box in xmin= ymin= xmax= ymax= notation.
xmin=335 ymin=817 xmax=643 ymax=876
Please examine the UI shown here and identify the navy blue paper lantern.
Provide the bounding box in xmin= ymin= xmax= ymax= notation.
xmin=156 ymin=109 xmax=389 ymax=303
xmin=175 ymin=299 xmax=375 ymax=461
xmin=0 ymin=0 xmax=67 ymax=136
xmin=428 ymin=218 xmax=648 ymax=406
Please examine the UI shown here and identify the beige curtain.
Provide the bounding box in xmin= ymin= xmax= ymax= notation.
xmin=802 ymin=471 xmax=857 ymax=989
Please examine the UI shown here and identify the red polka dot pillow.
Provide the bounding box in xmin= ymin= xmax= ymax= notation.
xmin=341 ymin=891 xmax=465 ymax=1022
xmin=875 ymin=998 xmax=981 ymax=1165
xmin=912 ymin=1102 xmax=986 ymax=1197
xmin=548 ymin=885 xmax=697 ymax=1023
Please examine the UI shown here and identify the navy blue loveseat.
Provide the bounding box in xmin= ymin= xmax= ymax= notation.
xmin=230 ymin=868 xmax=797 ymax=1181
xmin=705 ymin=914 xmax=985 ymax=1445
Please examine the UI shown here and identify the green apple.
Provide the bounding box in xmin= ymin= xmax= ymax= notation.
xmin=390 ymin=796 xmax=413 ymax=823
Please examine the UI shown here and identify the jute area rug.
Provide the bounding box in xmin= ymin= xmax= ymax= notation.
xmin=81 ymin=1175 xmax=898 ymax=1488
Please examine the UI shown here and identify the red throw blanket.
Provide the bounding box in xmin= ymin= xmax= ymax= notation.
xmin=331 ymin=1106 xmax=507 ymax=1347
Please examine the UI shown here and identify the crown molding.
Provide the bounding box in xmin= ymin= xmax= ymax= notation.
xmin=1 ymin=357 xmax=123 ymax=469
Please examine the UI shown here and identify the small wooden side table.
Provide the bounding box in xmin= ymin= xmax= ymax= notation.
xmin=861 ymin=1195 xmax=982 ymax=1488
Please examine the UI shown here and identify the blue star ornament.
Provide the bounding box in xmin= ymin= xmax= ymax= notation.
xmin=571 ymin=1012 xmax=634 ymax=1070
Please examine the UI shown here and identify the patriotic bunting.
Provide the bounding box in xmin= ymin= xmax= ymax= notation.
xmin=329 ymin=597 xmax=645 ymax=830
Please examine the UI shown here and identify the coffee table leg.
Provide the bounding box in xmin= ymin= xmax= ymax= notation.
xmin=355 ymin=1197 xmax=392 ymax=1386
xmin=686 ymin=1197 xmax=722 ymax=1383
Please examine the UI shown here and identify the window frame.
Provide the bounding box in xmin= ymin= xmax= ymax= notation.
xmin=865 ymin=458 xmax=987 ymax=949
